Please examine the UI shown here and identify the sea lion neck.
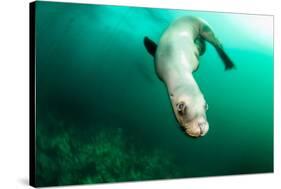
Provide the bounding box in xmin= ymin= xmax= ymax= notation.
xmin=165 ymin=72 xmax=202 ymax=99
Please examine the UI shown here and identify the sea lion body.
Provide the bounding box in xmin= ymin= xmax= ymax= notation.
xmin=156 ymin=17 xmax=202 ymax=78
xmin=144 ymin=16 xmax=234 ymax=137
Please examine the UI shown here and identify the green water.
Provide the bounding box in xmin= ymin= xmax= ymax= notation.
xmin=34 ymin=1 xmax=274 ymax=187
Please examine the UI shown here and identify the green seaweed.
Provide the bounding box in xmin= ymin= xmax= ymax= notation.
xmin=35 ymin=123 xmax=182 ymax=187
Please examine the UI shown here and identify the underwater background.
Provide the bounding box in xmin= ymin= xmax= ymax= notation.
xmin=34 ymin=1 xmax=274 ymax=187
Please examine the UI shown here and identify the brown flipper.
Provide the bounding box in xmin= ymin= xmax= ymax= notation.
xmin=199 ymin=21 xmax=235 ymax=70
xmin=144 ymin=37 xmax=157 ymax=57
xmin=214 ymin=45 xmax=235 ymax=70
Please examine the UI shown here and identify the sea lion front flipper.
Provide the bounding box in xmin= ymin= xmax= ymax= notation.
xmin=144 ymin=36 xmax=157 ymax=57
xmin=199 ymin=22 xmax=235 ymax=70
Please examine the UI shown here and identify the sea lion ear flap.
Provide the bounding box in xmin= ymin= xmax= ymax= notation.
xmin=144 ymin=36 xmax=157 ymax=57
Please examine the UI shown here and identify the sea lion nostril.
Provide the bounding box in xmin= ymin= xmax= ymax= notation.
xmin=198 ymin=122 xmax=206 ymax=129
xmin=196 ymin=124 xmax=202 ymax=136
xmin=199 ymin=127 xmax=203 ymax=135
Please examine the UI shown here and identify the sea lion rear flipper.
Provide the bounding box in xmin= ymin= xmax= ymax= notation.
xmin=200 ymin=22 xmax=235 ymax=70
xmin=144 ymin=37 xmax=157 ymax=57
xmin=214 ymin=45 xmax=235 ymax=70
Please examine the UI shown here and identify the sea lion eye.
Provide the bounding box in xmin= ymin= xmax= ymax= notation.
xmin=176 ymin=102 xmax=187 ymax=115
xmin=204 ymin=103 xmax=208 ymax=111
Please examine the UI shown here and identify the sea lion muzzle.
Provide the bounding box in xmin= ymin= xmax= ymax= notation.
xmin=184 ymin=118 xmax=209 ymax=137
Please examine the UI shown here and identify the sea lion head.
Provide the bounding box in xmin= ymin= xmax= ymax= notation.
xmin=171 ymin=93 xmax=209 ymax=138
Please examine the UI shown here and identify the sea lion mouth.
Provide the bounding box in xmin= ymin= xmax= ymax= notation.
xmin=181 ymin=119 xmax=209 ymax=138
xmin=198 ymin=121 xmax=209 ymax=136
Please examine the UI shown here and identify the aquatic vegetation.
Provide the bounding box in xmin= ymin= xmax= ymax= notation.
xmin=35 ymin=123 xmax=182 ymax=186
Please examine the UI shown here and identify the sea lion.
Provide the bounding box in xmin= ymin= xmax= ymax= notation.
xmin=144 ymin=16 xmax=234 ymax=138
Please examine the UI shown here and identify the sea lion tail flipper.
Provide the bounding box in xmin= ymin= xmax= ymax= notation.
xmin=144 ymin=36 xmax=157 ymax=57
xmin=200 ymin=23 xmax=235 ymax=70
